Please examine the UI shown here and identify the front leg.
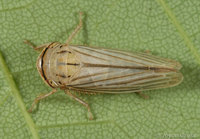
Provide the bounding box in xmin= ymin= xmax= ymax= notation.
xmin=65 ymin=90 xmax=94 ymax=120
xmin=24 ymin=40 xmax=50 ymax=52
xmin=65 ymin=12 xmax=83 ymax=45
xmin=28 ymin=89 xmax=57 ymax=112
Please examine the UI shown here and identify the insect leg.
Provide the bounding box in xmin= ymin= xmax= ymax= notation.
xmin=145 ymin=50 xmax=151 ymax=54
xmin=24 ymin=40 xmax=49 ymax=52
xmin=65 ymin=90 xmax=94 ymax=120
xmin=135 ymin=92 xmax=149 ymax=99
xmin=144 ymin=49 xmax=153 ymax=54
xmin=65 ymin=12 xmax=83 ymax=45
xmin=28 ymin=89 xmax=57 ymax=112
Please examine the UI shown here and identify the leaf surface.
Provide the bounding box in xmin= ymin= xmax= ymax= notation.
xmin=0 ymin=0 xmax=200 ymax=138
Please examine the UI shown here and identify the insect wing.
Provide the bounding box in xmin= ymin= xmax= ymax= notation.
xmin=67 ymin=45 xmax=183 ymax=93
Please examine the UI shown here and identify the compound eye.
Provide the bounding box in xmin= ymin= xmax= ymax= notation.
xmin=48 ymin=79 xmax=58 ymax=87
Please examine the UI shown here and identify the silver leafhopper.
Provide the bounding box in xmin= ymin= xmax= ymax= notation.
xmin=25 ymin=12 xmax=183 ymax=120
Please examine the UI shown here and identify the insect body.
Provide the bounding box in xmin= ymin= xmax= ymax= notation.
xmin=25 ymin=13 xmax=183 ymax=120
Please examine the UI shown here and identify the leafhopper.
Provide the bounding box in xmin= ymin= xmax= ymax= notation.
xmin=25 ymin=12 xmax=183 ymax=120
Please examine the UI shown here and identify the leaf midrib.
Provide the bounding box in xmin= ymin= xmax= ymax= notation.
xmin=0 ymin=52 xmax=39 ymax=139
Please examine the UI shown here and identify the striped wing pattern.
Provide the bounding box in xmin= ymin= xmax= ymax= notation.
xmin=67 ymin=45 xmax=183 ymax=93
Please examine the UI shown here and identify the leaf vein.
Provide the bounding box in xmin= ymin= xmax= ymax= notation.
xmin=157 ymin=0 xmax=200 ymax=65
xmin=0 ymin=52 xmax=39 ymax=139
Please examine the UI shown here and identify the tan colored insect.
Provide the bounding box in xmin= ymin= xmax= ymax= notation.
xmin=24 ymin=12 xmax=183 ymax=120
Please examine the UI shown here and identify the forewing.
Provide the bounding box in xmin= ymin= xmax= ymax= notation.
xmin=67 ymin=45 xmax=183 ymax=93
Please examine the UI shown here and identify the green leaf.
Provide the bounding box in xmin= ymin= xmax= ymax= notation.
xmin=0 ymin=0 xmax=200 ymax=138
